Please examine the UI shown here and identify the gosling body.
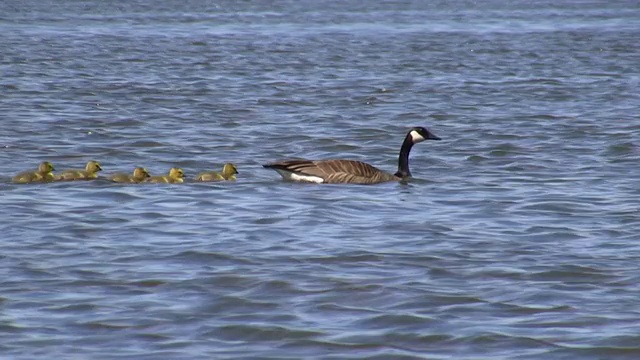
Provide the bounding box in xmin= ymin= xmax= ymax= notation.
xmin=146 ymin=167 xmax=185 ymax=184
xmin=12 ymin=162 xmax=56 ymax=184
xmin=110 ymin=167 xmax=151 ymax=183
xmin=57 ymin=160 xmax=102 ymax=181
xmin=195 ymin=163 xmax=238 ymax=182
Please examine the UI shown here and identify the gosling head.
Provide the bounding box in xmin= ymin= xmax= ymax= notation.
xmin=38 ymin=161 xmax=55 ymax=173
xmin=222 ymin=163 xmax=239 ymax=176
xmin=169 ymin=167 xmax=185 ymax=179
xmin=408 ymin=126 xmax=441 ymax=144
xmin=86 ymin=160 xmax=102 ymax=172
xmin=133 ymin=167 xmax=151 ymax=179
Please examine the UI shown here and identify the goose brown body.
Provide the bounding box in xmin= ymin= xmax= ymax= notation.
xmin=264 ymin=159 xmax=398 ymax=184
xmin=12 ymin=162 xmax=56 ymax=184
xmin=263 ymin=126 xmax=440 ymax=185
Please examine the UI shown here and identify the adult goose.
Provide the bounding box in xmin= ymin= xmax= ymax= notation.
xmin=263 ymin=126 xmax=441 ymax=185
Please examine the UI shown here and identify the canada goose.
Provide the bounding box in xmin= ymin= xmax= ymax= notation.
xmin=195 ymin=163 xmax=238 ymax=182
xmin=145 ymin=167 xmax=185 ymax=184
xmin=263 ymin=126 xmax=441 ymax=184
xmin=12 ymin=161 xmax=56 ymax=184
xmin=56 ymin=160 xmax=103 ymax=181
xmin=110 ymin=167 xmax=151 ymax=183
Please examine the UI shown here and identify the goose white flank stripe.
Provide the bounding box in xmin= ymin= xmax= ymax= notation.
xmin=275 ymin=169 xmax=325 ymax=183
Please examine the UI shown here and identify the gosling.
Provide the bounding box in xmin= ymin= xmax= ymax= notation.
xmin=195 ymin=163 xmax=238 ymax=182
xmin=12 ymin=161 xmax=56 ymax=184
xmin=145 ymin=167 xmax=185 ymax=184
xmin=56 ymin=160 xmax=103 ymax=181
xmin=110 ymin=167 xmax=151 ymax=183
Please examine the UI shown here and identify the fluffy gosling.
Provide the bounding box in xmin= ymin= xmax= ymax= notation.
xmin=195 ymin=163 xmax=238 ymax=182
xmin=110 ymin=167 xmax=151 ymax=183
xmin=12 ymin=161 xmax=56 ymax=184
xmin=145 ymin=167 xmax=185 ymax=184
xmin=56 ymin=160 xmax=102 ymax=181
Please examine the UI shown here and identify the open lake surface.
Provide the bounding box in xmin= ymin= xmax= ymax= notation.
xmin=1 ymin=0 xmax=640 ymax=358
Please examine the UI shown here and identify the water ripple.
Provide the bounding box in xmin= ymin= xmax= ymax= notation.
xmin=2 ymin=1 xmax=640 ymax=359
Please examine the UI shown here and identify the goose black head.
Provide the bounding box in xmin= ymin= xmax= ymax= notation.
xmin=408 ymin=127 xmax=441 ymax=144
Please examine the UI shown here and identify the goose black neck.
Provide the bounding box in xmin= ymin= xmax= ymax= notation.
xmin=394 ymin=135 xmax=414 ymax=178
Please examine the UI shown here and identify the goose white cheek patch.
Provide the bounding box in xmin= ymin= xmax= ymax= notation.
xmin=409 ymin=130 xmax=426 ymax=143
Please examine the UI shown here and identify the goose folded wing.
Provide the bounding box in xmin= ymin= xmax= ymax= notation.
xmin=321 ymin=160 xmax=397 ymax=184
xmin=265 ymin=159 xmax=396 ymax=184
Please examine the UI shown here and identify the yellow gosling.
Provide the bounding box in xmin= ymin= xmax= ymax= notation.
xmin=195 ymin=163 xmax=238 ymax=182
xmin=110 ymin=167 xmax=151 ymax=183
xmin=12 ymin=161 xmax=56 ymax=184
xmin=56 ymin=160 xmax=102 ymax=181
xmin=146 ymin=167 xmax=185 ymax=184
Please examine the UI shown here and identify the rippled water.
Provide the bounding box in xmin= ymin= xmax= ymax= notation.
xmin=2 ymin=1 xmax=640 ymax=359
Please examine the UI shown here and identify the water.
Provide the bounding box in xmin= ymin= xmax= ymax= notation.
xmin=1 ymin=0 xmax=640 ymax=358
